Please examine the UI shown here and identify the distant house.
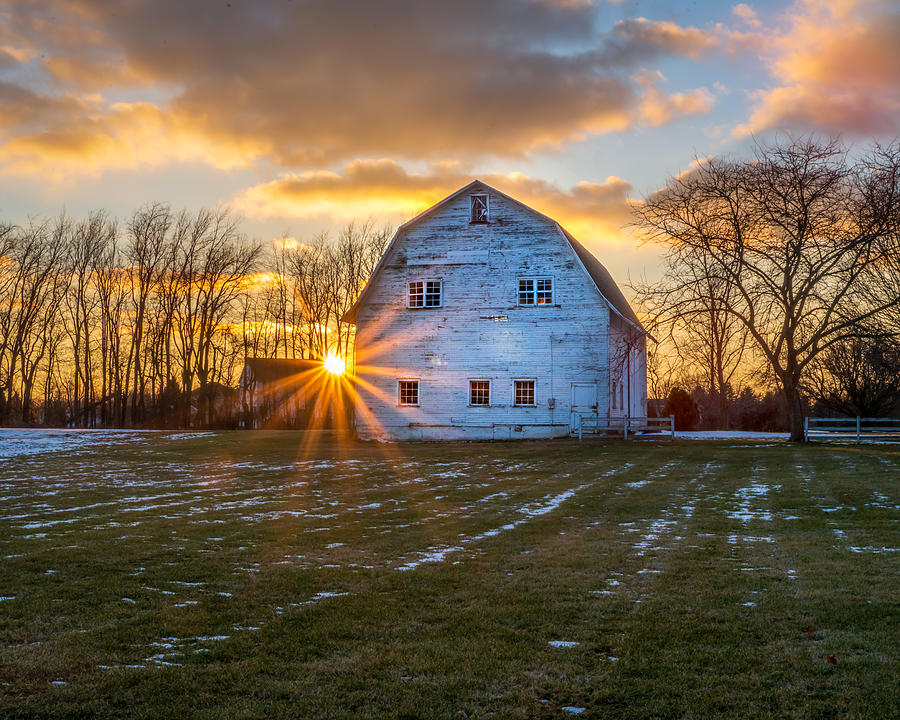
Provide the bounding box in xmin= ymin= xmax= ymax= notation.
xmin=239 ymin=358 xmax=348 ymax=429
xmin=342 ymin=180 xmax=648 ymax=441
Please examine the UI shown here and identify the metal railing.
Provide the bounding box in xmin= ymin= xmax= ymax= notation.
xmin=577 ymin=415 xmax=675 ymax=440
xmin=804 ymin=416 xmax=900 ymax=443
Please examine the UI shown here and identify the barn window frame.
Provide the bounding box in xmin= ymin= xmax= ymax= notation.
xmin=518 ymin=276 xmax=553 ymax=306
xmin=408 ymin=279 xmax=443 ymax=308
xmin=513 ymin=379 xmax=536 ymax=407
xmin=470 ymin=194 xmax=490 ymax=224
xmin=398 ymin=379 xmax=420 ymax=407
xmin=468 ymin=379 xmax=491 ymax=407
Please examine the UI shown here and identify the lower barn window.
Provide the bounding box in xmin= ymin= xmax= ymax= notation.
xmin=399 ymin=380 xmax=419 ymax=406
xmin=469 ymin=380 xmax=490 ymax=406
xmin=514 ymin=380 xmax=535 ymax=406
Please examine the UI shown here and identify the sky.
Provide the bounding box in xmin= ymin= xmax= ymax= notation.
xmin=1 ymin=0 xmax=899 ymax=285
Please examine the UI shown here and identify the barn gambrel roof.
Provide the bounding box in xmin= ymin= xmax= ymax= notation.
xmin=343 ymin=180 xmax=645 ymax=334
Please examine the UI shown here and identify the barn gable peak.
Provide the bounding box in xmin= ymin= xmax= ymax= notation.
xmin=343 ymin=180 xmax=644 ymax=334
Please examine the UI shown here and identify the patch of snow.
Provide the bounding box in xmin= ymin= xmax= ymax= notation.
xmin=848 ymin=546 xmax=899 ymax=554
xmin=728 ymin=534 xmax=775 ymax=544
xmin=562 ymin=707 xmax=585 ymax=715
xmin=626 ymin=480 xmax=651 ymax=488
xmin=548 ymin=640 xmax=579 ymax=648
xmin=727 ymin=479 xmax=777 ymax=522
xmin=397 ymin=483 xmax=590 ymax=571
xmin=305 ymin=591 xmax=350 ymax=603
xmin=677 ymin=431 xmax=788 ymax=441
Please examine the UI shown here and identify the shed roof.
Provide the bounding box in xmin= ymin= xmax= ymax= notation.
xmin=242 ymin=357 xmax=323 ymax=384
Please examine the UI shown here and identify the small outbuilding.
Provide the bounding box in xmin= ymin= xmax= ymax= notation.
xmin=239 ymin=357 xmax=348 ymax=429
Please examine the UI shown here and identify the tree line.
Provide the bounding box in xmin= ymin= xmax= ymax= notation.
xmin=635 ymin=137 xmax=900 ymax=440
xmin=0 ymin=206 xmax=388 ymax=428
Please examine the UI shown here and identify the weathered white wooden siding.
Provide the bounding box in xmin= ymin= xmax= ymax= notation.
xmin=352 ymin=183 xmax=642 ymax=441
xmin=608 ymin=316 xmax=648 ymax=419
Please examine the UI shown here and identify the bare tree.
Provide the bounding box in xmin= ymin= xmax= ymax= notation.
xmin=635 ymin=137 xmax=900 ymax=440
xmin=0 ymin=217 xmax=68 ymax=424
xmin=807 ymin=335 xmax=900 ymax=417
xmin=125 ymin=204 xmax=170 ymax=424
xmin=633 ymin=246 xmax=748 ymax=428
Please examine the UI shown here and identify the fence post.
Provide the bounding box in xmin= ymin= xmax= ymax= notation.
xmin=856 ymin=416 xmax=861 ymax=444
xmin=578 ymin=415 xmax=583 ymax=442
xmin=804 ymin=416 xmax=808 ymax=443
xmin=670 ymin=414 xmax=675 ymax=439
xmin=624 ymin=415 xmax=629 ymax=441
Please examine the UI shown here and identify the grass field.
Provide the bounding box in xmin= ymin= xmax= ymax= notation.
xmin=1 ymin=430 xmax=898 ymax=719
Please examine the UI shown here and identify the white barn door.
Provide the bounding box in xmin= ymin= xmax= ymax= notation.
xmin=570 ymin=382 xmax=597 ymax=433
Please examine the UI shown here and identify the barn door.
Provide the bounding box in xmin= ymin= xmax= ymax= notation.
xmin=570 ymin=382 xmax=597 ymax=433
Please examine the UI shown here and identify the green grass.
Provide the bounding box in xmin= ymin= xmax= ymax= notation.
xmin=1 ymin=431 xmax=898 ymax=719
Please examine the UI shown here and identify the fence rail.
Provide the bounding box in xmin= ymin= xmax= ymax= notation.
xmin=577 ymin=415 xmax=675 ymax=440
xmin=804 ymin=416 xmax=900 ymax=443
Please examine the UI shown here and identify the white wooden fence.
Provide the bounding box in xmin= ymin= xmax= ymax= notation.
xmin=577 ymin=415 xmax=675 ymax=440
xmin=804 ymin=416 xmax=900 ymax=443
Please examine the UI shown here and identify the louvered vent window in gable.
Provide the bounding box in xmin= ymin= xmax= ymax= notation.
xmin=470 ymin=194 xmax=489 ymax=223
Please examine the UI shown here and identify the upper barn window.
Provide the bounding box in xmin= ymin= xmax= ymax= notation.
xmin=408 ymin=279 xmax=442 ymax=308
xmin=518 ymin=277 xmax=553 ymax=305
xmin=470 ymin=194 xmax=489 ymax=223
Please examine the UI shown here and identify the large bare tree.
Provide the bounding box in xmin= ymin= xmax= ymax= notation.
xmin=634 ymin=246 xmax=748 ymax=428
xmin=635 ymin=138 xmax=900 ymax=441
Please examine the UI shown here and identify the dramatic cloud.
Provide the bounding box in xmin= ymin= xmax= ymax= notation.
xmin=634 ymin=71 xmax=714 ymax=127
xmin=234 ymin=159 xmax=635 ymax=246
xmin=732 ymin=4 xmax=761 ymax=28
xmin=611 ymin=17 xmax=720 ymax=60
xmin=0 ymin=0 xmax=719 ymax=176
xmin=737 ymin=0 xmax=900 ymax=136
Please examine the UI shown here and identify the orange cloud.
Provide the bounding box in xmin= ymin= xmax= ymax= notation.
xmin=0 ymin=102 xmax=269 ymax=178
xmin=736 ymin=0 xmax=900 ymax=136
xmin=634 ymin=71 xmax=715 ymax=127
xmin=233 ymin=159 xmax=636 ymax=247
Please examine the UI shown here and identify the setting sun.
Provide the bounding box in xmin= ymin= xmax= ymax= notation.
xmin=323 ymin=353 xmax=345 ymax=376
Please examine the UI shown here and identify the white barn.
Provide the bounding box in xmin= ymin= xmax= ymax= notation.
xmin=343 ymin=180 xmax=648 ymax=441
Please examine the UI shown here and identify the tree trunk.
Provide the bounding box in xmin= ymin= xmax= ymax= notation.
xmin=782 ymin=377 xmax=806 ymax=442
